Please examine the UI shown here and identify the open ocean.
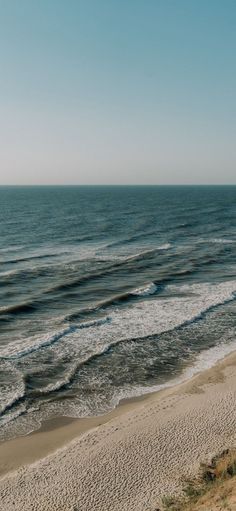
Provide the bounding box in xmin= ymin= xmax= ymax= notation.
xmin=0 ymin=185 xmax=236 ymax=441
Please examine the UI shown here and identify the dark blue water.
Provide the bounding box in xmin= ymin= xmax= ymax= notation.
xmin=0 ymin=185 xmax=236 ymax=440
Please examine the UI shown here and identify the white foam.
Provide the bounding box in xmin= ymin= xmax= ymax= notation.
xmin=213 ymin=238 xmax=235 ymax=244
xmin=40 ymin=336 xmax=236 ymax=422
xmin=1 ymin=281 xmax=235 ymax=368
xmin=1 ymin=280 xmax=236 ymax=435
xmin=116 ymin=336 xmax=236 ymax=405
xmin=131 ymin=282 xmax=157 ymax=296
xmin=0 ymin=317 xmax=111 ymax=359
xmin=0 ymin=269 xmax=19 ymax=278
xmin=158 ymin=243 xmax=172 ymax=250
xmin=0 ymin=327 xmax=73 ymax=358
xmin=0 ymin=363 xmax=25 ymax=421
xmin=0 ymin=245 xmax=24 ymax=253
xmin=97 ymin=243 xmax=172 ymax=262
xmin=125 ymin=244 xmax=171 ymax=261
xmin=38 ymin=362 xmax=78 ymax=394
xmin=198 ymin=238 xmax=235 ymax=245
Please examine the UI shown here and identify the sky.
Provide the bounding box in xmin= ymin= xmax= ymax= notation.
xmin=0 ymin=0 xmax=236 ymax=185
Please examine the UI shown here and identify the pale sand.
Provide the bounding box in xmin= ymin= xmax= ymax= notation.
xmin=1 ymin=353 xmax=236 ymax=511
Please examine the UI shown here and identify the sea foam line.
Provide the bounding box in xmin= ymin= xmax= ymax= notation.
xmin=0 ymin=317 xmax=111 ymax=360
xmin=1 ymin=281 xmax=236 ymax=364
xmin=106 ymin=336 xmax=236 ymax=411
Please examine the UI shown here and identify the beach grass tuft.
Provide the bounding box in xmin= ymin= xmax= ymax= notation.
xmin=161 ymin=448 xmax=236 ymax=510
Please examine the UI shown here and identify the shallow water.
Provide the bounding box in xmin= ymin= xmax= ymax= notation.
xmin=0 ymin=185 xmax=236 ymax=440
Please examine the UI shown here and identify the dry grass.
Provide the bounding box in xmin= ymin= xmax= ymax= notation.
xmin=161 ymin=449 xmax=236 ymax=511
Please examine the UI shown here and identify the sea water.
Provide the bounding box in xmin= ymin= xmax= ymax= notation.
xmin=0 ymin=185 xmax=236 ymax=440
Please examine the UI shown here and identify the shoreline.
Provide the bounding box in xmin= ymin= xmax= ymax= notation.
xmin=1 ymin=349 xmax=236 ymax=509
xmin=0 ymin=391 xmax=158 ymax=477
xmin=0 ymin=371 xmax=184 ymax=478
xmin=1 ymin=340 xmax=236 ymax=478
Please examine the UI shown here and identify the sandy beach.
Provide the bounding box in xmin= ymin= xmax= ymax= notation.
xmin=0 ymin=352 xmax=236 ymax=511
xmin=1 ymin=0 xmax=236 ymax=507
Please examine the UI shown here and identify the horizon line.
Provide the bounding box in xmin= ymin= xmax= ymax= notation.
xmin=0 ymin=183 xmax=236 ymax=187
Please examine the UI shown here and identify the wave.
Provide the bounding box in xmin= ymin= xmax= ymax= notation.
xmin=93 ymin=244 xmax=171 ymax=264
xmin=0 ymin=265 xmax=51 ymax=280
xmin=25 ymin=310 xmax=236 ymax=421
xmin=2 ymin=244 xmax=79 ymax=263
xmin=102 ymin=231 xmax=164 ymax=250
xmin=0 ymin=387 xmax=25 ymax=418
xmin=1 ymin=281 xmax=236 ymax=366
xmin=0 ymin=245 xmax=24 ymax=253
xmin=0 ymin=316 xmax=111 ymax=360
xmin=174 ymin=221 xmax=196 ymax=230
xmin=0 ymin=403 xmax=27 ymax=429
xmin=99 ymin=336 xmax=236 ymax=413
xmin=1 ymin=244 xmax=108 ymax=267
xmin=123 ymin=244 xmax=171 ymax=260
xmin=65 ymin=282 xmax=161 ymax=321
xmin=0 ymin=301 xmax=37 ymax=315
xmin=0 ymin=364 xmax=25 ymax=421
xmin=1 ymin=246 xmax=231 ymax=323
xmin=0 ymin=280 xmax=236 ymax=429
xmin=4 ymin=253 xmax=59 ymax=265
xmin=37 ymin=362 xmax=78 ymax=395
xmin=44 ymin=245 xmax=171 ymax=296
xmin=131 ymin=282 xmax=158 ymax=296
xmin=0 ymin=328 xmax=74 ymax=359
xmin=0 ymin=269 xmax=20 ymax=278
xmin=211 ymin=238 xmax=235 ymax=244
xmin=198 ymin=238 xmax=236 ymax=245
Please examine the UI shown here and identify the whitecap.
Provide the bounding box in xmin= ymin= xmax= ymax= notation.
xmin=131 ymin=282 xmax=157 ymax=296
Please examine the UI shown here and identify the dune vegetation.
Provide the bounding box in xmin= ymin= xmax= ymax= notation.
xmin=161 ymin=449 xmax=236 ymax=511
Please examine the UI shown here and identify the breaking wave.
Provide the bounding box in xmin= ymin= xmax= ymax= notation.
xmin=1 ymin=281 xmax=236 ymax=364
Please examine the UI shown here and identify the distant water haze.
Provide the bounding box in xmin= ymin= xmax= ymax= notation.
xmin=0 ymin=185 xmax=236 ymax=440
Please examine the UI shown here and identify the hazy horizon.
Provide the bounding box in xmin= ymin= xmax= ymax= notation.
xmin=1 ymin=1 xmax=236 ymax=185
xmin=1 ymin=183 xmax=236 ymax=187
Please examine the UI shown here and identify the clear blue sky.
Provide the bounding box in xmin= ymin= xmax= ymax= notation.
xmin=0 ymin=0 xmax=236 ymax=184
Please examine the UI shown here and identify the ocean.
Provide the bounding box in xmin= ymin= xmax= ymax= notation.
xmin=0 ymin=185 xmax=236 ymax=441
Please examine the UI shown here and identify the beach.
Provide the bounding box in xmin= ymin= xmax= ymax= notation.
xmin=1 ymin=0 xmax=236 ymax=506
xmin=1 ymin=351 xmax=236 ymax=511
